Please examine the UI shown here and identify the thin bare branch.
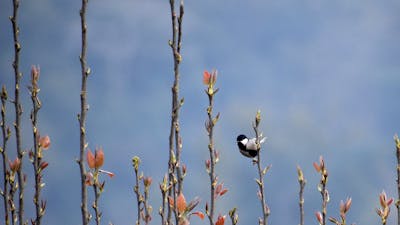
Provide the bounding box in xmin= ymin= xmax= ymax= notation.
xmin=10 ymin=0 xmax=25 ymax=223
xmin=314 ymin=156 xmax=329 ymax=225
xmin=167 ymin=0 xmax=185 ymax=224
xmin=78 ymin=0 xmax=90 ymax=224
xmin=203 ymin=69 xmax=220 ymax=224
xmin=29 ymin=65 xmax=46 ymax=225
xmin=1 ymin=85 xmax=10 ymax=225
xmin=297 ymin=166 xmax=306 ymax=225
xmin=252 ymin=111 xmax=269 ymax=225
xmin=394 ymin=134 xmax=400 ymax=225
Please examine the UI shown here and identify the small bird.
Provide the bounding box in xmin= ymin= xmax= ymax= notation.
xmin=236 ymin=134 xmax=266 ymax=158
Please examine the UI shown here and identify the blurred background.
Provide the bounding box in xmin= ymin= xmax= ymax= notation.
xmin=1 ymin=0 xmax=400 ymax=224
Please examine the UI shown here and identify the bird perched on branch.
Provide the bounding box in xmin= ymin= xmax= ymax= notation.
xmin=236 ymin=134 xmax=266 ymax=158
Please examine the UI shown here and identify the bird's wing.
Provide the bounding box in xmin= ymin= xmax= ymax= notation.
xmin=247 ymin=138 xmax=258 ymax=150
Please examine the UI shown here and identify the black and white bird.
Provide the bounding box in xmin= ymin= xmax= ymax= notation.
xmin=236 ymin=134 xmax=266 ymax=158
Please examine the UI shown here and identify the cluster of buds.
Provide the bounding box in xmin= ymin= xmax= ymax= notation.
xmin=38 ymin=135 xmax=51 ymax=150
xmin=132 ymin=156 xmax=140 ymax=172
xmin=204 ymin=151 xmax=220 ymax=174
xmin=8 ymin=157 xmax=21 ymax=181
xmin=214 ymin=181 xmax=228 ymax=200
xmin=87 ymin=147 xmax=104 ymax=170
xmin=132 ymin=156 xmax=153 ymax=224
xmin=168 ymin=192 xmax=204 ymax=225
xmin=251 ymin=110 xmax=266 ymax=164
xmin=143 ymin=176 xmax=152 ymax=189
xmin=85 ymin=147 xmax=114 ymax=187
xmin=203 ymin=70 xmax=218 ymax=97
xmin=7 ymin=157 xmax=21 ymax=215
xmin=297 ymin=166 xmax=304 ymax=183
xmin=376 ymin=191 xmax=393 ymax=225
xmin=204 ymin=69 xmax=220 ymax=134
xmin=329 ymin=197 xmax=352 ymax=225
xmin=255 ymin=110 xmax=261 ymax=129
xmin=313 ymin=155 xmax=328 ymax=186
xmin=29 ymin=65 xmax=40 ymax=96
xmin=29 ymin=134 xmax=51 ymax=161
xmin=314 ymin=156 xmax=330 ymax=202
xmin=159 ymin=174 xmax=170 ymax=196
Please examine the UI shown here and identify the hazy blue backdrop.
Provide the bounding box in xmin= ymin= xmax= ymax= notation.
xmin=1 ymin=1 xmax=400 ymax=224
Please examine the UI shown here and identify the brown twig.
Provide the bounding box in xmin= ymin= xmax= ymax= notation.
xmin=86 ymin=148 xmax=113 ymax=225
xmin=133 ymin=156 xmax=142 ymax=225
xmin=159 ymin=174 xmax=169 ymax=225
xmin=297 ymin=166 xmax=306 ymax=225
xmin=1 ymin=85 xmax=11 ymax=225
xmin=78 ymin=0 xmax=90 ymax=224
xmin=252 ymin=110 xmax=270 ymax=225
xmin=92 ymin=169 xmax=101 ymax=225
xmin=314 ymin=156 xmax=329 ymax=225
xmin=8 ymin=157 xmax=19 ymax=225
xmin=167 ymin=0 xmax=185 ymax=224
xmin=142 ymin=176 xmax=152 ymax=224
xmin=29 ymin=65 xmax=46 ymax=225
xmin=394 ymin=134 xmax=400 ymax=225
xmin=132 ymin=156 xmax=152 ymax=225
xmin=10 ymin=0 xmax=25 ymax=224
xmin=203 ymin=69 xmax=220 ymax=224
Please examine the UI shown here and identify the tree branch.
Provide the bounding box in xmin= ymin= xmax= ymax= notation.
xmin=29 ymin=66 xmax=46 ymax=225
xmin=10 ymin=0 xmax=25 ymax=223
xmin=167 ymin=0 xmax=185 ymax=224
xmin=1 ymin=85 xmax=11 ymax=225
xmin=78 ymin=0 xmax=90 ymax=224
xmin=252 ymin=111 xmax=270 ymax=225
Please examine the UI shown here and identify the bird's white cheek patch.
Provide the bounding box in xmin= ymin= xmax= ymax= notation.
xmin=241 ymin=139 xmax=248 ymax=145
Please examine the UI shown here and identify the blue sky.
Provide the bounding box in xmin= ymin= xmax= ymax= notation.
xmin=1 ymin=0 xmax=400 ymax=224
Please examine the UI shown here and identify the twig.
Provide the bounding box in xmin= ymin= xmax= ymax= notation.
xmin=297 ymin=166 xmax=306 ymax=225
xmin=92 ymin=170 xmax=101 ymax=225
xmin=8 ymin=157 xmax=19 ymax=225
xmin=159 ymin=174 xmax=169 ymax=225
xmin=132 ymin=156 xmax=142 ymax=225
xmin=86 ymin=148 xmax=113 ymax=225
xmin=1 ymin=85 xmax=11 ymax=225
xmin=314 ymin=156 xmax=329 ymax=225
xmin=29 ymin=66 xmax=46 ymax=225
xmin=10 ymin=0 xmax=25 ymax=224
xmin=142 ymin=176 xmax=152 ymax=225
xmin=328 ymin=197 xmax=352 ymax=225
xmin=252 ymin=110 xmax=270 ymax=225
xmin=203 ymin=70 xmax=220 ymax=224
xmin=167 ymin=0 xmax=185 ymax=224
xmin=132 ymin=156 xmax=152 ymax=225
xmin=78 ymin=0 xmax=90 ymax=224
xmin=394 ymin=134 xmax=400 ymax=225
